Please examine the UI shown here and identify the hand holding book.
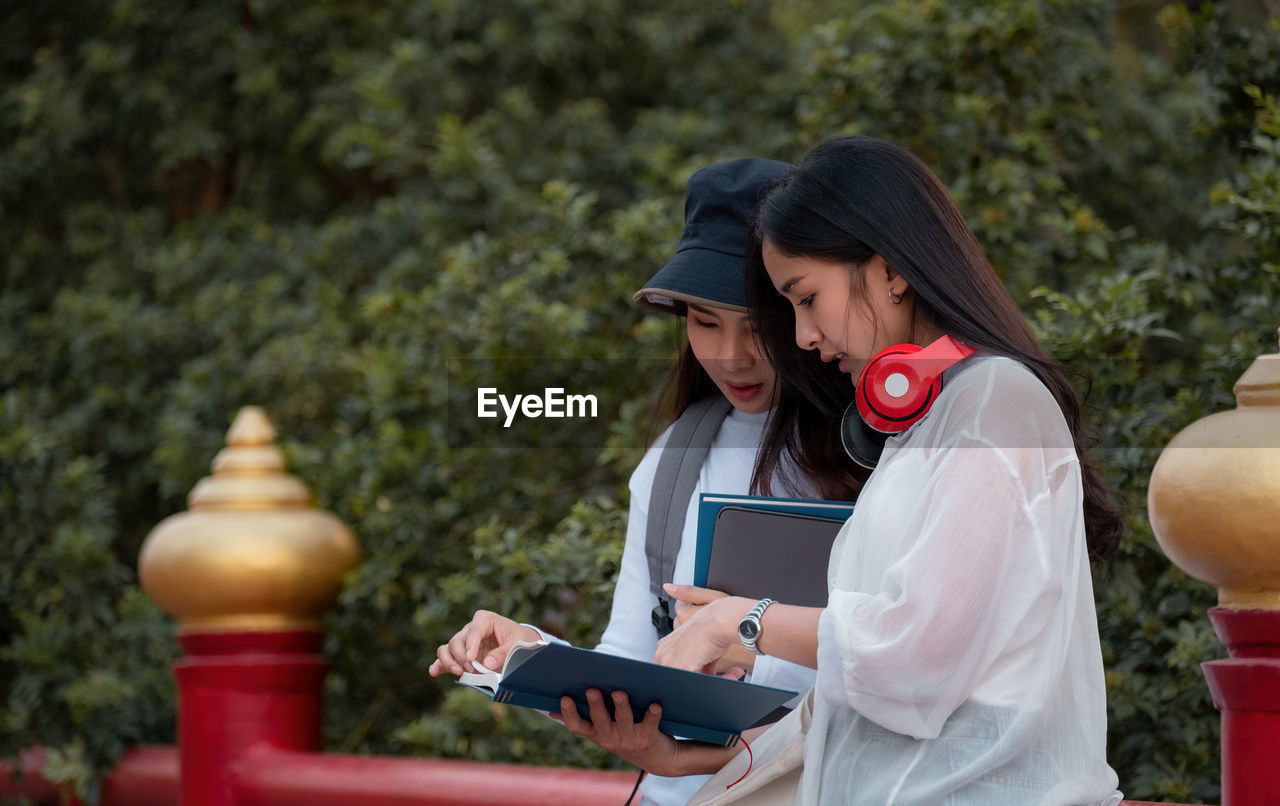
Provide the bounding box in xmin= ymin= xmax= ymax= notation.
xmin=445 ymin=639 xmax=796 ymax=747
xmin=553 ymin=687 xmax=687 ymax=776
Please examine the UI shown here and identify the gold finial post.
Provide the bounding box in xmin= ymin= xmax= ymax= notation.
xmin=226 ymin=405 xmax=277 ymax=445
xmin=1149 ymin=330 xmax=1280 ymax=607
xmin=139 ymin=406 xmax=360 ymax=631
xmin=1147 ymin=329 xmax=1280 ymax=805
xmin=137 ymin=407 xmax=362 ymax=805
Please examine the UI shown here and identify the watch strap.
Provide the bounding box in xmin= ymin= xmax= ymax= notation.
xmin=739 ymin=597 xmax=776 ymax=654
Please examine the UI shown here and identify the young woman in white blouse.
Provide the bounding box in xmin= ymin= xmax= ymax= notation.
xmin=582 ymin=136 xmax=1126 ymax=805
xmin=429 ymin=158 xmax=863 ymax=806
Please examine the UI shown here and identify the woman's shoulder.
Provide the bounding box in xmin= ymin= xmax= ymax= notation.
xmin=926 ymin=356 xmax=1073 ymax=452
xmin=947 ymin=354 xmax=1053 ymax=403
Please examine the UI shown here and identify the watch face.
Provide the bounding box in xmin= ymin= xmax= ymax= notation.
xmin=739 ymin=620 xmax=760 ymax=641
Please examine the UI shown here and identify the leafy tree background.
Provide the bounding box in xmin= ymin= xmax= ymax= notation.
xmin=2 ymin=0 xmax=1278 ymax=802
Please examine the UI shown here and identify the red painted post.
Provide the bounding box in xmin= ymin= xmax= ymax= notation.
xmin=1201 ymin=608 xmax=1280 ymax=805
xmin=174 ymin=630 xmax=328 ymax=806
xmin=136 ymin=407 xmax=360 ymax=806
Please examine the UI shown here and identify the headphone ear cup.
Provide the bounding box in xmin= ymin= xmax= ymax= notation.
xmin=856 ymin=343 xmax=936 ymax=434
xmin=840 ymin=401 xmax=888 ymax=470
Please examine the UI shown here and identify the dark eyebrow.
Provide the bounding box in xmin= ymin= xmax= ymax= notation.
xmin=779 ymin=277 xmax=802 ymax=295
xmin=687 ymin=303 xmax=719 ymax=316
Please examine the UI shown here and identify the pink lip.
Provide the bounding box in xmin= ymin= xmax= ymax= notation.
xmin=823 ymin=351 xmax=853 ymax=375
xmin=725 ymin=383 xmax=763 ymax=401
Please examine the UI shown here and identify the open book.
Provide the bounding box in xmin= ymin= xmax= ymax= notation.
xmin=457 ymin=640 xmax=797 ymax=747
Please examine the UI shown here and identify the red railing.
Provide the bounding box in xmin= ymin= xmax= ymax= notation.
xmin=0 ymin=744 xmax=1201 ymax=806
xmin=1 ymin=747 xmax=179 ymax=806
xmin=0 ymin=745 xmax=641 ymax=805
xmin=0 ymin=613 xmax=1237 ymax=806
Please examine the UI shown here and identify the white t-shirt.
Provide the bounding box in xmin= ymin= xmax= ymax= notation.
xmin=540 ymin=405 xmax=819 ymax=806
xmin=804 ymin=357 xmax=1121 ymax=805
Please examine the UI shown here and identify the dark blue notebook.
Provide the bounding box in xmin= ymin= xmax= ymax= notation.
xmin=457 ymin=641 xmax=797 ymax=747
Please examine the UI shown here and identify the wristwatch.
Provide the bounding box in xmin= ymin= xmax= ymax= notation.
xmin=737 ymin=598 xmax=776 ymax=655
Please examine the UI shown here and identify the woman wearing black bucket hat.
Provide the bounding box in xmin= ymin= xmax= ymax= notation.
xmin=431 ymin=158 xmax=863 ymax=806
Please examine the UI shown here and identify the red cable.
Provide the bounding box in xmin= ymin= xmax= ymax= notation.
xmin=725 ymin=734 xmax=753 ymax=789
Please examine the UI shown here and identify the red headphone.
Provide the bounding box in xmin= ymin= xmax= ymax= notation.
xmin=842 ymin=335 xmax=975 ymax=468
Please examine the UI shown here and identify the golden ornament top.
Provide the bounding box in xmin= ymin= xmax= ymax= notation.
xmin=138 ymin=407 xmax=360 ymax=631
xmin=1148 ymin=328 xmax=1280 ymax=609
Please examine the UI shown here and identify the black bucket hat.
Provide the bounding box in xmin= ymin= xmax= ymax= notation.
xmin=634 ymin=157 xmax=791 ymax=315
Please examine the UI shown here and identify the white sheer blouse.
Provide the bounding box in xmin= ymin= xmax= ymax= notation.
xmin=804 ymin=356 xmax=1121 ymax=805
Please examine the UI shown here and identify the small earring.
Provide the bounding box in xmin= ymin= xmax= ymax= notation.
xmin=888 ymin=289 xmax=903 ymax=305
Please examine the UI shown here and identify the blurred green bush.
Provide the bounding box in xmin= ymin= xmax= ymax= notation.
xmin=2 ymin=1 xmax=1277 ymax=803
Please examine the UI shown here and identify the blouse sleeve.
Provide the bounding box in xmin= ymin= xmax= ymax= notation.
xmin=816 ymin=433 xmax=1074 ymax=740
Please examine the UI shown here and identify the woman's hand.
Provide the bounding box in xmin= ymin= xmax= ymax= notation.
xmin=670 ymin=582 xmax=729 ymax=628
xmin=428 ymin=610 xmax=542 ymax=677
xmin=554 ymin=690 xmax=684 ymax=776
xmin=668 ymin=584 xmax=754 ymax=674
xmin=654 ymin=586 xmax=755 ymax=673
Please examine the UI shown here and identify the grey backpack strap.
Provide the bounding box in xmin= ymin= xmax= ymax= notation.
xmin=646 ymin=394 xmax=733 ymax=637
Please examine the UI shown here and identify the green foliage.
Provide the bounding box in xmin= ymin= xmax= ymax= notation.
xmin=1160 ymin=3 xmax=1280 ymax=153
xmin=1212 ymin=85 xmax=1280 ymax=298
xmin=3 ymin=1 xmax=1279 ymax=803
xmin=792 ymin=0 xmax=1230 ymax=301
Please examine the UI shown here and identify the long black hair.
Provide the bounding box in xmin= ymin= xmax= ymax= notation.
xmin=750 ymin=340 xmax=865 ymax=503
xmin=746 ymin=135 xmax=1123 ymax=562
xmin=653 ymin=315 xmax=865 ymax=503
